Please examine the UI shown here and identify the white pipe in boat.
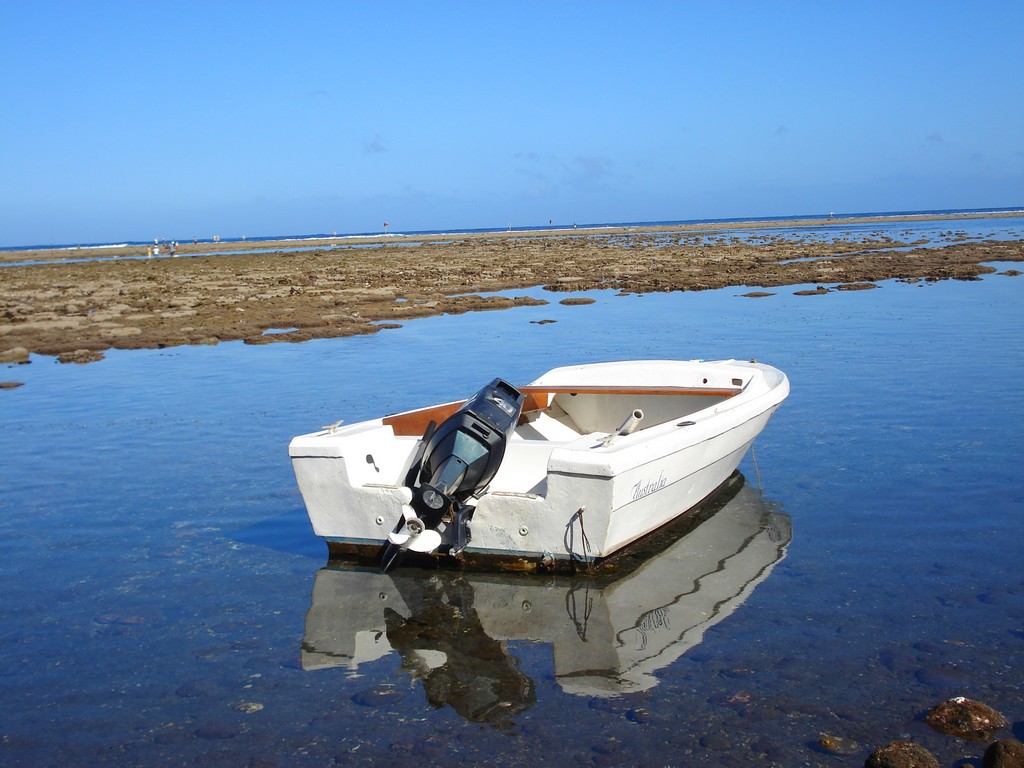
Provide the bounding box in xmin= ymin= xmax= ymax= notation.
xmin=617 ymin=409 xmax=644 ymax=436
xmin=602 ymin=409 xmax=644 ymax=446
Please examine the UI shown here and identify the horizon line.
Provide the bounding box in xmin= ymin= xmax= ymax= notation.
xmin=4 ymin=205 xmax=1023 ymax=253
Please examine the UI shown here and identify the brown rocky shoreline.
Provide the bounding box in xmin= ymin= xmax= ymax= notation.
xmin=2 ymin=214 xmax=1022 ymax=364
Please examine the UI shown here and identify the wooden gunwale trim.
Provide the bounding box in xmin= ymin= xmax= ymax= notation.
xmin=382 ymin=401 xmax=465 ymax=437
xmin=382 ymin=398 xmax=546 ymax=437
xmin=380 ymin=387 xmax=741 ymax=436
xmin=519 ymin=385 xmax=742 ymax=398
xmin=382 ymin=385 xmax=740 ymax=437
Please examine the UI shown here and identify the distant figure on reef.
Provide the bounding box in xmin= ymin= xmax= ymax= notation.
xmin=153 ymin=244 xmax=160 ymax=256
xmin=170 ymin=241 xmax=177 ymax=257
xmin=147 ymin=245 xmax=154 ymax=258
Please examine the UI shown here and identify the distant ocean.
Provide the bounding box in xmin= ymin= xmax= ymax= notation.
xmin=4 ymin=206 xmax=1022 ymax=254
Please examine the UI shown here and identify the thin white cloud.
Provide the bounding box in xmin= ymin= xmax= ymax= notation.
xmin=363 ymin=134 xmax=388 ymax=154
xmin=564 ymin=155 xmax=614 ymax=190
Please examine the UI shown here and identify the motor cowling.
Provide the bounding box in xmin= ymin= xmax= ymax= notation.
xmin=413 ymin=378 xmax=525 ymax=526
xmin=382 ymin=378 xmax=525 ymax=570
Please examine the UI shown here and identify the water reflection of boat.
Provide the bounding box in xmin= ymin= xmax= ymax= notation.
xmin=301 ymin=473 xmax=790 ymax=710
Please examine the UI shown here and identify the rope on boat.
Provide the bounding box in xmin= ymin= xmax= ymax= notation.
xmin=566 ymin=506 xmax=595 ymax=574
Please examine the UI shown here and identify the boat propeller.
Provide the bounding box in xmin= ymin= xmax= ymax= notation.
xmin=380 ymin=378 xmax=525 ymax=572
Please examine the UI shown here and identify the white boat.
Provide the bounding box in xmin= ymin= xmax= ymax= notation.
xmin=288 ymin=359 xmax=789 ymax=571
xmin=301 ymin=473 xmax=792 ymax=706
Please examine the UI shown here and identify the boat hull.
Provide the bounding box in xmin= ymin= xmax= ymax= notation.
xmin=289 ymin=359 xmax=789 ymax=571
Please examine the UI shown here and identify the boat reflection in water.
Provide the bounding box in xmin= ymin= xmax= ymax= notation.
xmin=301 ymin=473 xmax=791 ymax=721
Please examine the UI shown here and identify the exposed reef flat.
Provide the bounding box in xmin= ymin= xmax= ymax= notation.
xmin=1 ymin=215 xmax=1021 ymax=361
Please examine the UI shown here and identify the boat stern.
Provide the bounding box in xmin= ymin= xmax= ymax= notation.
xmin=289 ymin=422 xmax=420 ymax=544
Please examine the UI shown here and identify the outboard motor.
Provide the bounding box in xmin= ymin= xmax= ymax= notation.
xmin=381 ymin=378 xmax=525 ymax=571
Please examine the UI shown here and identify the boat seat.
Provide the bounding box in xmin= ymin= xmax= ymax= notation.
xmin=514 ymin=407 xmax=582 ymax=442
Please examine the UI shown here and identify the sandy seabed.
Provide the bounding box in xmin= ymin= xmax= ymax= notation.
xmin=1 ymin=213 xmax=1022 ymax=364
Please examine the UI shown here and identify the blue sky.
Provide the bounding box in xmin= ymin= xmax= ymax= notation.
xmin=2 ymin=1 xmax=1022 ymax=246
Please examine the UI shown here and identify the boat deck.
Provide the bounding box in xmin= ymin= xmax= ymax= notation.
xmin=418 ymin=386 xmax=740 ymax=497
xmin=382 ymin=384 xmax=741 ymax=439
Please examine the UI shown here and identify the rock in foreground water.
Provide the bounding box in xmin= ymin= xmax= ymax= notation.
xmin=925 ymin=697 xmax=1008 ymax=740
xmin=865 ymin=740 xmax=939 ymax=768
xmin=984 ymin=739 xmax=1024 ymax=768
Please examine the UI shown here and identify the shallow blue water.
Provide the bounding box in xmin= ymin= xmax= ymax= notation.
xmin=1 ymin=263 xmax=1022 ymax=766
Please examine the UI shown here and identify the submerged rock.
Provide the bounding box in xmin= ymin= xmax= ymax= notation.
xmin=818 ymin=732 xmax=860 ymax=756
xmin=864 ymin=740 xmax=939 ymax=768
xmin=57 ymin=348 xmax=105 ymax=364
xmin=925 ymin=697 xmax=1008 ymax=740
xmin=835 ymin=282 xmax=879 ymax=291
xmin=0 ymin=346 xmax=30 ymax=364
xmin=195 ymin=723 xmax=238 ymax=740
xmin=793 ymin=286 xmax=830 ymax=296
